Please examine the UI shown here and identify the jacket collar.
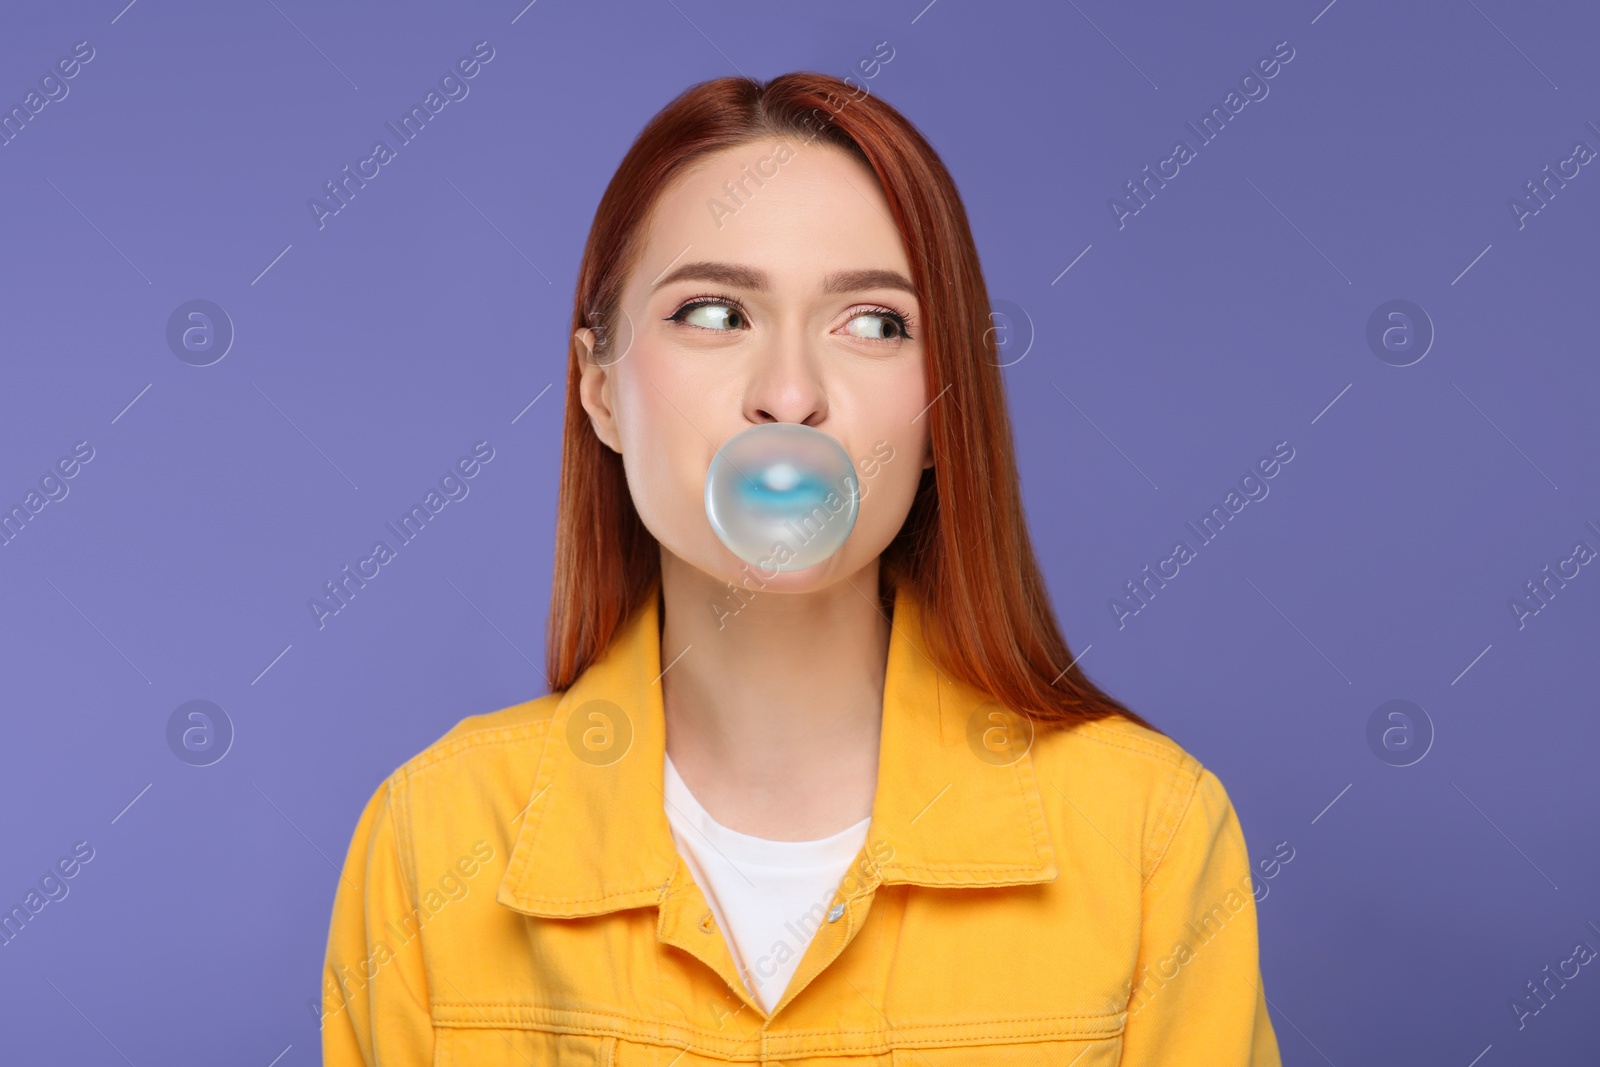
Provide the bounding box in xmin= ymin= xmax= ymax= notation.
xmin=497 ymin=580 xmax=1060 ymax=919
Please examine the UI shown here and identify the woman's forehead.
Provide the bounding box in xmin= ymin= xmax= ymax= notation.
xmin=629 ymin=144 xmax=908 ymax=297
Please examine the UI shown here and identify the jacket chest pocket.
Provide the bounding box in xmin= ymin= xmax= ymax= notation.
xmin=891 ymin=1035 xmax=1122 ymax=1066
xmin=434 ymin=1026 xmax=617 ymax=1066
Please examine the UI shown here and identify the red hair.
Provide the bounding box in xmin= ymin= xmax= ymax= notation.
xmin=546 ymin=71 xmax=1161 ymax=735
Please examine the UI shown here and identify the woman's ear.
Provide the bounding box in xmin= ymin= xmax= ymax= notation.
xmin=575 ymin=327 xmax=623 ymax=454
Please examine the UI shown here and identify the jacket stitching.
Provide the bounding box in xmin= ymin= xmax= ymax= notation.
xmin=428 ymin=1004 xmax=1125 ymax=1041
xmin=504 ymin=733 xmax=562 ymax=901
xmin=402 ymin=713 xmax=558 ymax=781
xmin=1014 ymin=748 xmax=1055 ymax=872
xmin=382 ymin=769 xmax=435 ymax=1026
xmin=506 ymin=856 xmax=1053 ymax=910
xmin=389 ymin=769 xmax=422 ymax=909
xmin=429 ymin=1004 xmax=1127 ymax=1023
xmin=1040 ymin=721 xmax=1203 ymax=887
xmin=1068 ymin=722 xmax=1195 ymax=771
xmin=1140 ymin=762 xmax=1205 ymax=888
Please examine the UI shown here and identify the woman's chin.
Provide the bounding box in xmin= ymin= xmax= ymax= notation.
xmin=671 ymin=537 xmax=866 ymax=597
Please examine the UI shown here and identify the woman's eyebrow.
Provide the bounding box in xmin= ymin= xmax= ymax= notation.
xmin=820 ymin=268 xmax=917 ymax=297
xmin=651 ymin=261 xmax=916 ymax=297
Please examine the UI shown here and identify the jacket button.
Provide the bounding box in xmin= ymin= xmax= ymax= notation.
xmin=826 ymin=903 xmax=845 ymax=923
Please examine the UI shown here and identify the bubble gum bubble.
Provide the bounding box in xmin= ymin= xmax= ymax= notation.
xmin=704 ymin=423 xmax=859 ymax=571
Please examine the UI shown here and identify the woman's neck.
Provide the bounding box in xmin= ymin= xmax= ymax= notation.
xmin=656 ymin=551 xmax=891 ymax=841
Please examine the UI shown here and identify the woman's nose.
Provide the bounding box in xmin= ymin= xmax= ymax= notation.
xmin=743 ymin=330 xmax=828 ymax=427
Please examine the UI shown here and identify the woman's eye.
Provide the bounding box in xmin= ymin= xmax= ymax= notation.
xmin=668 ymin=300 xmax=911 ymax=340
xmin=843 ymin=310 xmax=910 ymax=341
xmin=672 ymin=301 xmax=745 ymax=331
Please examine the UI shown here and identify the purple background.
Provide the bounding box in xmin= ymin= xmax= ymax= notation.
xmin=3 ymin=0 xmax=1597 ymax=1062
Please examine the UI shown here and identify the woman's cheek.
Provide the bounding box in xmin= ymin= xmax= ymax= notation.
xmin=623 ymin=405 xmax=716 ymax=555
xmin=626 ymin=421 xmax=692 ymax=534
xmin=866 ymin=427 xmax=923 ymax=521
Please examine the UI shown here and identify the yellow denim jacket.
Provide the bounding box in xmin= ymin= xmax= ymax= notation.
xmin=323 ymin=581 xmax=1282 ymax=1065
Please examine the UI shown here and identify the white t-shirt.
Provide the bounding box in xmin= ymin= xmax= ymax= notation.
xmin=662 ymin=751 xmax=871 ymax=1013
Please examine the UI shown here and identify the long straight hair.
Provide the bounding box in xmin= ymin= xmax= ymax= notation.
xmin=547 ymin=72 xmax=1160 ymax=735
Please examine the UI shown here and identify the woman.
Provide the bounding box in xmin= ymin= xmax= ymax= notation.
xmin=323 ymin=71 xmax=1282 ymax=1066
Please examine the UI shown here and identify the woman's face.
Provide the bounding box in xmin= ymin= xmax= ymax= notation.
xmin=577 ymin=139 xmax=934 ymax=593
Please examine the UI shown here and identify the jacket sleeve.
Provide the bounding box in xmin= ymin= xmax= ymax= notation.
xmin=1119 ymin=764 xmax=1282 ymax=1066
xmin=322 ymin=772 xmax=435 ymax=1066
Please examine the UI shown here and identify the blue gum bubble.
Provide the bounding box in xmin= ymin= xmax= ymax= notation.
xmin=705 ymin=423 xmax=860 ymax=572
